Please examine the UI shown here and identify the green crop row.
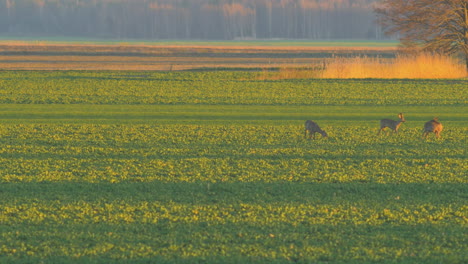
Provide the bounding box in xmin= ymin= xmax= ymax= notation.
xmin=1 ymin=182 xmax=467 ymax=263
xmin=0 ymin=124 xmax=466 ymax=184
xmin=0 ymin=71 xmax=466 ymax=105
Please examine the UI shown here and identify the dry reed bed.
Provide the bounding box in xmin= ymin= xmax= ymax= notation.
xmin=265 ymin=53 xmax=467 ymax=79
xmin=321 ymin=53 xmax=466 ymax=79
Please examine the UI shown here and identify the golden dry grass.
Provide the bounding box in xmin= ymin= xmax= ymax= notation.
xmin=321 ymin=53 xmax=466 ymax=79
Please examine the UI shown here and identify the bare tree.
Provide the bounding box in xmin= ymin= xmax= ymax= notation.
xmin=375 ymin=0 xmax=468 ymax=72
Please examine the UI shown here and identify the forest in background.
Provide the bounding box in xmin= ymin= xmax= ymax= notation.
xmin=0 ymin=0 xmax=386 ymax=40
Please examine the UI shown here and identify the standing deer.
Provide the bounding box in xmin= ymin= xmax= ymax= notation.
xmin=378 ymin=113 xmax=405 ymax=134
xmin=304 ymin=120 xmax=328 ymax=139
xmin=423 ymin=117 xmax=443 ymax=138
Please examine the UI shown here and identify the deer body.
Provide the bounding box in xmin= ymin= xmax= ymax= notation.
xmin=304 ymin=120 xmax=328 ymax=139
xmin=378 ymin=113 xmax=405 ymax=134
xmin=423 ymin=118 xmax=443 ymax=138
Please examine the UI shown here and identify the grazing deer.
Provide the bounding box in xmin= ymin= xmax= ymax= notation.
xmin=378 ymin=113 xmax=405 ymax=134
xmin=423 ymin=117 xmax=443 ymax=138
xmin=304 ymin=120 xmax=328 ymax=139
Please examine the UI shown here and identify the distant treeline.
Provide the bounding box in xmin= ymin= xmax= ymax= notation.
xmin=0 ymin=0 xmax=385 ymax=40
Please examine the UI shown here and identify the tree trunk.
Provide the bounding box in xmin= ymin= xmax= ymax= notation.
xmin=465 ymin=2 xmax=468 ymax=73
xmin=465 ymin=53 xmax=468 ymax=74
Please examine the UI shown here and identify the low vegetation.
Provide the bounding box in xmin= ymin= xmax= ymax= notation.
xmin=0 ymin=71 xmax=467 ymax=263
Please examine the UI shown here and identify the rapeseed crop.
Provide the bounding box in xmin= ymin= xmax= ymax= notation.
xmin=0 ymin=71 xmax=466 ymax=263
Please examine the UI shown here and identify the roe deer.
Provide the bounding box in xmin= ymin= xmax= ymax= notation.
xmin=423 ymin=117 xmax=443 ymax=138
xmin=378 ymin=113 xmax=405 ymax=134
xmin=304 ymin=120 xmax=328 ymax=139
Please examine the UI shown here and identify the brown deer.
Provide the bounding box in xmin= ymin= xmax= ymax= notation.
xmin=304 ymin=120 xmax=328 ymax=139
xmin=423 ymin=117 xmax=443 ymax=138
xmin=378 ymin=113 xmax=405 ymax=134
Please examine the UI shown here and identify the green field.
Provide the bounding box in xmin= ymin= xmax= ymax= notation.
xmin=0 ymin=71 xmax=467 ymax=263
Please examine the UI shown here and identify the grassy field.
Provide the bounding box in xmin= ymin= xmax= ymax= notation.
xmin=0 ymin=40 xmax=397 ymax=71
xmin=0 ymin=71 xmax=467 ymax=263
